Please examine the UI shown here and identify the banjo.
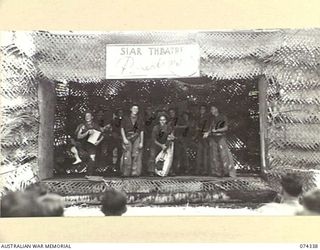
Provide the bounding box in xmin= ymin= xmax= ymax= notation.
xmin=154 ymin=131 xmax=176 ymax=177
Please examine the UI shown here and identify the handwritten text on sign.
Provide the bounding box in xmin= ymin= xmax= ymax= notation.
xmin=106 ymin=44 xmax=200 ymax=79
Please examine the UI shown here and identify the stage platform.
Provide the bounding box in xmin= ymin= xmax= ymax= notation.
xmin=42 ymin=175 xmax=277 ymax=206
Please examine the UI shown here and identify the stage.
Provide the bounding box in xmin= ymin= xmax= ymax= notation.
xmin=42 ymin=175 xmax=277 ymax=207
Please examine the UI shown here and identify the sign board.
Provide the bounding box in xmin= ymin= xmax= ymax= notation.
xmin=106 ymin=44 xmax=200 ymax=79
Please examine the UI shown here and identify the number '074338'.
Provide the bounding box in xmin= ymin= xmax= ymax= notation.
xmin=300 ymin=244 xmax=319 ymax=248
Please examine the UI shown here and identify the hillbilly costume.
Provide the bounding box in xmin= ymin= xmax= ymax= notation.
xmin=194 ymin=113 xmax=211 ymax=175
xmin=149 ymin=123 xmax=174 ymax=176
xmin=76 ymin=121 xmax=104 ymax=175
xmin=120 ymin=114 xmax=144 ymax=177
xmin=207 ymin=114 xmax=236 ymax=177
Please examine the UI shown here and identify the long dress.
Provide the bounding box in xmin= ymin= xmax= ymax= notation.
xmin=208 ymin=114 xmax=236 ymax=177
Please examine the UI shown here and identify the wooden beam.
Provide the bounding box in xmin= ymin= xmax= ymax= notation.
xmin=38 ymin=78 xmax=56 ymax=180
xmin=258 ymin=76 xmax=268 ymax=171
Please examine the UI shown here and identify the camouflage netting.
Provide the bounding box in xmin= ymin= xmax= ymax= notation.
xmin=1 ymin=29 xmax=320 ymax=196
xmin=263 ymin=30 xmax=320 ymax=192
xmin=0 ymin=42 xmax=40 ymax=195
xmin=43 ymin=176 xmax=276 ymax=206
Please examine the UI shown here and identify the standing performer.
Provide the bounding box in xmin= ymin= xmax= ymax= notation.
xmin=170 ymin=110 xmax=192 ymax=175
xmin=204 ymin=106 xmax=236 ymax=177
xmin=193 ymin=105 xmax=210 ymax=175
xmin=95 ymin=109 xmax=112 ymax=171
xmin=143 ymin=106 xmax=157 ymax=176
xmin=167 ymin=108 xmax=184 ymax=176
xmin=148 ymin=114 xmax=175 ymax=176
xmin=108 ymin=108 xmax=124 ymax=174
xmin=179 ymin=111 xmax=193 ymax=174
xmin=120 ymin=104 xmax=144 ymax=177
xmin=75 ymin=111 xmax=104 ymax=175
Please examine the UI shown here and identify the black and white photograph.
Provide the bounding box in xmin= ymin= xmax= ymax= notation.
xmin=1 ymin=30 xmax=320 ymax=217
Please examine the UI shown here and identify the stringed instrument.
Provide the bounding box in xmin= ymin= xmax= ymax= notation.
xmin=154 ymin=132 xmax=175 ymax=177
xmin=215 ymin=120 xmax=225 ymax=130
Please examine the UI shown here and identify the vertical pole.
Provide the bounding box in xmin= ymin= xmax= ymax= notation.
xmin=258 ymin=76 xmax=268 ymax=172
xmin=38 ymin=78 xmax=56 ymax=180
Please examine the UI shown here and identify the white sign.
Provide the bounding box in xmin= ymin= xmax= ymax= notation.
xmin=106 ymin=44 xmax=200 ymax=79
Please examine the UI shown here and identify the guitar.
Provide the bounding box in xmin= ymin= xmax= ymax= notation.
xmin=210 ymin=120 xmax=227 ymax=136
xmin=154 ymin=132 xmax=175 ymax=177
xmin=215 ymin=120 xmax=225 ymax=130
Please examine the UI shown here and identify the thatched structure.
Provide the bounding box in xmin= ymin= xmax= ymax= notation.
xmin=1 ymin=29 xmax=320 ymax=196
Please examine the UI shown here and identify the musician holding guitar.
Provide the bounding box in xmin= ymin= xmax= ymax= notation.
xmin=148 ymin=114 xmax=175 ymax=177
xmin=204 ymin=106 xmax=236 ymax=177
xmin=120 ymin=104 xmax=144 ymax=177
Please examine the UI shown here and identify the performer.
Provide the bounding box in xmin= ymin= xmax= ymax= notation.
xmin=108 ymin=108 xmax=124 ymax=173
xmin=148 ymin=114 xmax=175 ymax=176
xmin=193 ymin=105 xmax=210 ymax=175
xmin=75 ymin=111 xmax=104 ymax=175
xmin=120 ymin=104 xmax=144 ymax=177
xmin=70 ymin=138 xmax=83 ymax=165
xmin=143 ymin=106 xmax=157 ymax=176
xmin=204 ymin=106 xmax=236 ymax=177
xmin=170 ymin=110 xmax=192 ymax=175
xmin=95 ymin=109 xmax=112 ymax=170
xmin=179 ymin=111 xmax=193 ymax=174
xmin=167 ymin=108 xmax=184 ymax=176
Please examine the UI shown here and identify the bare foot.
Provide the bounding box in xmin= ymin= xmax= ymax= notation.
xmin=72 ymin=159 xmax=82 ymax=165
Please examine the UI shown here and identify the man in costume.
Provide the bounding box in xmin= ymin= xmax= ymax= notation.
xmin=143 ymin=106 xmax=157 ymax=176
xmin=148 ymin=114 xmax=174 ymax=176
xmin=193 ymin=105 xmax=210 ymax=175
xmin=75 ymin=111 xmax=104 ymax=175
xmin=120 ymin=104 xmax=144 ymax=177
xmin=107 ymin=108 xmax=124 ymax=174
xmin=204 ymin=105 xmax=236 ymax=177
